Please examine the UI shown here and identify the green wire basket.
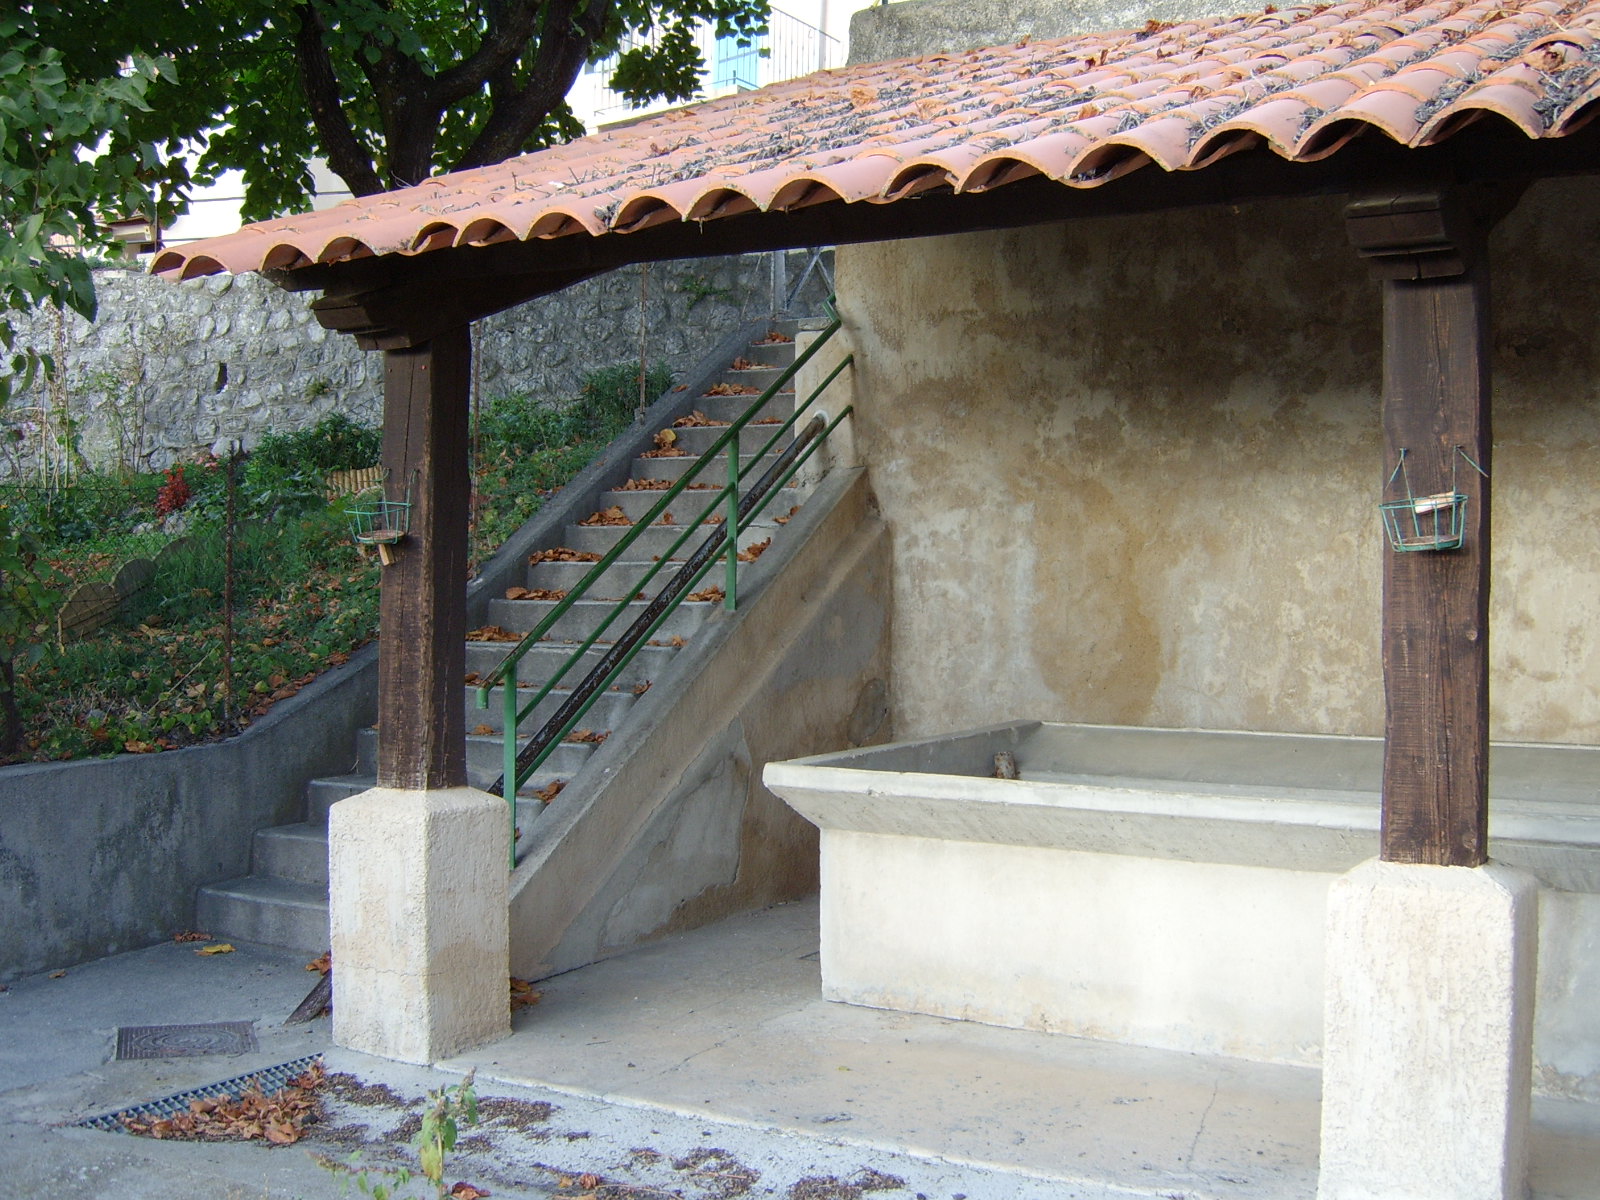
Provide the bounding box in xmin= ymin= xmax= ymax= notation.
xmin=347 ymin=497 xmax=410 ymax=563
xmin=1380 ymin=491 xmax=1467 ymax=552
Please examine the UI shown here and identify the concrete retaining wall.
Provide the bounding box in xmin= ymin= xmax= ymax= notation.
xmin=0 ymin=649 xmax=376 ymax=981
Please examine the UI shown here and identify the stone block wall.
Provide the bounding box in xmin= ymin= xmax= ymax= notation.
xmin=2 ymin=251 xmax=826 ymax=480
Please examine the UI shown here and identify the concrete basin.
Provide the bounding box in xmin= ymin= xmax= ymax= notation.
xmin=764 ymin=721 xmax=1600 ymax=1098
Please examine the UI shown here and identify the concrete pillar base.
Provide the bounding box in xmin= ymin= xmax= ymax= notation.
xmin=329 ymin=786 xmax=510 ymax=1064
xmin=1318 ymin=858 xmax=1537 ymax=1200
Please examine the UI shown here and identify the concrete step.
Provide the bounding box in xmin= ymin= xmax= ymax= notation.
xmin=484 ymin=596 xmax=714 ymax=641
xmin=593 ymin=485 xmax=805 ymax=525
xmin=710 ymin=364 xmax=788 ymax=392
xmin=741 ymin=336 xmax=797 ymax=368
xmin=194 ymin=874 xmax=328 ymax=955
xmin=629 ymin=450 xmax=784 ymax=483
xmin=681 ymin=390 xmax=793 ymax=428
xmin=252 ymin=822 xmax=329 ymax=887
xmin=688 ymin=392 xmax=797 ymax=423
xmin=662 ymin=422 xmax=794 ymax=458
xmin=465 ymin=639 xmax=677 ymax=689
xmin=525 ymin=557 xmax=671 ymax=597
xmin=305 ymin=773 xmax=374 ymax=826
xmin=306 ymin=769 xmax=573 ymax=826
xmin=355 ymin=728 xmax=598 ymax=783
xmin=467 ymin=685 xmax=635 ymax=736
xmin=562 ymin=521 xmax=764 ymax=560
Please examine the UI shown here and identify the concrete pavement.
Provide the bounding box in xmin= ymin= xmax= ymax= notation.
xmin=3 ymin=899 xmax=1598 ymax=1198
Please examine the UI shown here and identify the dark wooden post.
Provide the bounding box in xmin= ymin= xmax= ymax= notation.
xmin=1346 ymin=186 xmax=1511 ymax=867
xmin=376 ymin=327 xmax=471 ymax=790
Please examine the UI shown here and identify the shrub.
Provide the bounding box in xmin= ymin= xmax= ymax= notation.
xmin=574 ymin=362 xmax=673 ymax=437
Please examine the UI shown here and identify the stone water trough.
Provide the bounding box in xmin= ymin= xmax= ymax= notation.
xmin=763 ymin=721 xmax=1600 ymax=1099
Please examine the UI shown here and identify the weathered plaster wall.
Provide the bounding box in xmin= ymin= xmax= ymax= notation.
xmin=837 ymin=177 xmax=1600 ymax=744
xmin=2 ymin=253 xmax=818 ymax=479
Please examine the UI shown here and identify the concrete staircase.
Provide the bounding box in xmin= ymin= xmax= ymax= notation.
xmin=196 ymin=325 xmax=813 ymax=953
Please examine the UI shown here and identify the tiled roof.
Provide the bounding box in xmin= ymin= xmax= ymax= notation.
xmin=153 ymin=0 xmax=1600 ymax=281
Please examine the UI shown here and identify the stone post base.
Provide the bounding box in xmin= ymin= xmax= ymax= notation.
xmin=329 ymin=786 xmax=510 ymax=1064
xmin=1318 ymin=858 xmax=1538 ymax=1200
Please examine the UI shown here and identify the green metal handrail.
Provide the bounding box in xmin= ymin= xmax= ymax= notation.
xmin=475 ymin=300 xmax=853 ymax=864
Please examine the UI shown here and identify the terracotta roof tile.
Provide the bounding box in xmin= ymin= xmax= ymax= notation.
xmin=155 ymin=0 xmax=1600 ymax=280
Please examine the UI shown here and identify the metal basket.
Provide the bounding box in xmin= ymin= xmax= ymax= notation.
xmin=1380 ymin=491 xmax=1467 ymax=552
xmin=347 ymin=498 xmax=410 ymax=545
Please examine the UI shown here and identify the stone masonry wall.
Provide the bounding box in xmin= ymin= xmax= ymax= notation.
xmin=2 ymin=252 xmax=823 ymax=479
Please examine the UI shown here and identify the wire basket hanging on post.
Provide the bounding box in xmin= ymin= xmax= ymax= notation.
xmin=1378 ymin=446 xmax=1486 ymax=553
xmin=347 ymin=472 xmax=411 ymax=566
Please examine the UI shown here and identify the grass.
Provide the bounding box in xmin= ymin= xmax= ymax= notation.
xmin=5 ymin=364 xmax=669 ymax=766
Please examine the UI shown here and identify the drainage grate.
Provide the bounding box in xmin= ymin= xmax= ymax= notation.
xmin=76 ymin=1054 xmax=323 ymax=1132
xmin=115 ymin=1021 xmax=258 ymax=1060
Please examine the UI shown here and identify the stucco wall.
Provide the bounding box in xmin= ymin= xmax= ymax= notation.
xmin=837 ymin=177 xmax=1600 ymax=744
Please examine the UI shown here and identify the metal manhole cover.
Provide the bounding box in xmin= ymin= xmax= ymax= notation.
xmin=115 ymin=1021 xmax=258 ymax=1060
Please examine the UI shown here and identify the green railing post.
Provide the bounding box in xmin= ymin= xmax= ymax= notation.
xmin=503 ymin=676 xmax=519 ymax=868
xmin=725 ymin=435 xmax=739 ymax=611
xmin=478 ymin=299 xmax=856 ymax=853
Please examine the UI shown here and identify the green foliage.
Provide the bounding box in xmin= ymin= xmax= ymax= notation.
xmin=204 ymin=414 xmax=385 ymax=522
xmin=679 ymin=272 xmax=734 ymax=308
xmin=27 ymin=0 xmax=768 ymax=223
xmin=470 ymin=362 xmax=670 ymax=554
xmin=0 ymin=476 xmax=161 ymax=547
xmin=0 ymin=507 xmax=66 ymax=753
xmin=0 ymin=15 xmax=170 ymax=406
xmin=317 ymin=1070 xmax=479 ymax=1200
xmin=4 ymin=386 xmax=617 ymax=764
xmin=577 ymin=361 xmax=674 ymax=433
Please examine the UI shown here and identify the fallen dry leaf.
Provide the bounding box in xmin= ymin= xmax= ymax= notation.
xmin=754 ymin=331 xmax=793 ymax=344
xmin=122 ymin=1060 xmax=324 ymax=1145
xmin=534 ymin=779 xmax=565 ymax=805
xmin=772 ymin=505 xmax=802 ymax=525
xmin=172 ymin=930 xmax=212 ymax=943
xmin=705 ymin=382 xmax=760 ymax=396
xmin=564 ymin=729 xmax=608 ymax=744
xmin=730 ymin=356 xmax=759 ymax=370
xmin=305 ymin=953 xmax=331 ymax=975
xmin=528 ymin=547 xmax=601 ymax=564
xmin=48 ymin=970 xmax=67 ymax=979
xmin=472 ymin=723 xmax=495 ymax=736
xmin=579 ymin=506 xmax=630 ymax=527
xmin=123 ymin=740 xmax=159 ymax=754
xmin=737 ymin=538 xmax=772 ymax=563
xmin=687 ymin=586 xmax=724 ymax=603
xmin=450 ymin=1184 xmax=492 ymax=1200
xmin=672 ymin=410 xmax=724 ymax=428
xmin=510 ymin=977 xmax=542 ymax=1012
xmin=197 ymin=943 xmax=236 ymax=956
xmin=506 ymin=586 xmax=567 ymax=601
xmin=466 ymin=625 xmax=522 ymax=643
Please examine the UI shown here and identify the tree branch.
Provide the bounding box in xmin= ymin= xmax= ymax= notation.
xmin=427 ymin=0 xmax=545 ymax=110
xmin=453 ymin=0 xmax=608 ymax=169
xmin=292 ymin=2 xmax=385 ymax=195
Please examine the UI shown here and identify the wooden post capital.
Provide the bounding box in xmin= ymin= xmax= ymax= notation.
xmin=1344 ymin=181 xmax=1524 ymax=281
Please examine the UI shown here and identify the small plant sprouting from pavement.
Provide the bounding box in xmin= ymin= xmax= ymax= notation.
xmin=317 ymin=1069 xmax=488 ymax=1200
